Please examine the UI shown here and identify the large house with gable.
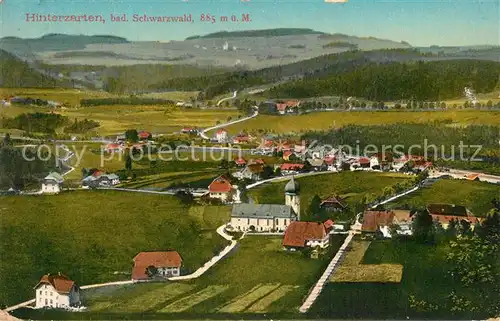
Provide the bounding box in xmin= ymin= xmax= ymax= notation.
xmin=41 ymin=172 xmax=64 ymax=194
xmin=34 ymin=273 xmax=80 ymax=309
xmin=208 ymin=175 xmax=236 ymax=203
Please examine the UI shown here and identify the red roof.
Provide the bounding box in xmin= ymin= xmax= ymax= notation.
xmin=359 ymin=157 xmax=370 ymax=165
xmin=252 ymin=159 xmax=265 ymax=164
xmin=276 ymin=103 xmax=288 ymax=111
xmin=323 ymin=219 xmax=335 ymax=230
xmin=132 ymin=251 xmax=182 ymax=280
xmin=235 ymin=158 xmax=247 ymax=165
xmin=285 ymin=100 xmax=301 ymax=107
xmin=138 ymin=131 xmax=151 ymax=139
xmin=361 ymin=210 xmax=395 ymax=232
xmin=324 ymin=156 xmax=336 ymax=165
xmin=283 ymin=221 xmax=327 ymax=248
xmin=106 ymin=143 xmax=121 ymax=149
xmin=216 ymin=128 xmax=227 ymax=135
xmin=280 ymin=163 xmax=304 ymax=171
xmin=209 ymin=176 xmax=233 ymax=193
xmin=182 ymin=127 xmax=194 ymax=132
xmin=92 ymin=170 xmax=104 ymax=177
xmin=283 ymin=151 xmax=293 ymax=158
xmin=34 ymin=274 xmax=76 ymax=294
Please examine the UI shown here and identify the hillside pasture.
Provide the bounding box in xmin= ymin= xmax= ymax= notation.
xmin=0 ymin=191 xmax=230 ymax=308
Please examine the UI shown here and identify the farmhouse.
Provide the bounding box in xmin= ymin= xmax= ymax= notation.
xmin=361 ymin=210 xmax=396 ymax=237
xmin=280 ymin=163 xmax=304 ymax=175
xmin=208 ymin=175 xmax=236 ymax=202
xmin=138 ymin=131 xmax=152 ymax=141
xmin=82 ymin=171 xmax=120 ymax=188
xmin=132 ymin=251 xmax=182 ymax=281
xmin=233 ymin=163 xmax=264 ymax=181
xmin=41 ymin=172 xmax=64 ymax=194
xmin=228 ymin=177 xmax=301 ymax=232
xmin=34 ymin=273 xmax=80 ymax=309
xmin=320 ymin=194 xmax=348 ymax=212
xmin=282 ymin=150 xmax=294 ymax=161
xmin=234 ymin=158 xmax=247 ymax=167
xmin=215 ymin=128 xmax=228 ymax=143
xmin=282 ymin=221 xmax=330 ymax=250
xmin=232 ymin=134 xmax=252 ymax=144
xmin=426 ymin=203 xmax=480 ymax=228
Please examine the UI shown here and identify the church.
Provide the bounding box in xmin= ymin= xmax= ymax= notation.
xmin=228 ymin=177 xmax=301 ymax=232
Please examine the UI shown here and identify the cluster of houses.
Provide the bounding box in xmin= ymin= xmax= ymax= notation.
xmin=213 ymin=128 xmax=256 ymax=144
xmin=1 ymin=96 xmax=63 ymax=108
xmin=40 ymin=168 xmax=120 ymax=194
xmin=360 ymin=203 xmax=481 ymax=238
xmin=104 ymin=131 xmax=153 ymax=153
xmin=259 ymin=100 xmax=302 ymax=115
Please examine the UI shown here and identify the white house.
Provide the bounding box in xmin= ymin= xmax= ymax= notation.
xmin=215 ymin=128 xmax=228 ymax=143
xmin=208 ymin=175 xmax=235 ymax=203
xmin=41 ymin=172 xmax=64 ymax=194
xmin=132 ymin=251 xmax=182 ymax=281
xmin=34 ymin=273 xmax=80 ymax=309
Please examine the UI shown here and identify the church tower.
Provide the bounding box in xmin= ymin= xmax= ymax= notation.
xmin=284 ymin=176 xmax=301 ymax=220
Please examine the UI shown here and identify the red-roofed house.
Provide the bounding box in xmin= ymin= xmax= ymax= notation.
xmin=280 ymin=163 xmax=304 ymax=175
xmin=276 ymin=103 xmax=288 ymax=114
xmin=250 ymin=158 xmax=265 ymax=165
xmin=323 ymin=219 xmax=335 ymax=231
xmin=320 ymin=195 xmax=348 ymax=212
xmin=282 ymin=150 xmax=294 ymax=161
xmin=215 ymin=128 xmax=228 ymax=143
xmin=361 ymin=210 xmax=396 ymax=237
xmin=34 ymin=273 xmax=80 ymax=309
xmin=138 ymin=131 xmax=152 ymax=141
xmin=208 ymin=175 xmax=235 ymax=202
xmin=132 ymin=251 xmax=182 ymax=281
xmin=358 ymin=157 xmax=371 ymax=168
xmin=104 ymin=143 xmax=123 ymax=153
xmin=282 ymin=221 xmax=329 ymax=250
xmin=426 ymin=203 xmax=480 ymax=229
xmin=235 ymin=158 xmax=247 ymax=167
xmin=233 ymin=134 xmax=251 ymax=144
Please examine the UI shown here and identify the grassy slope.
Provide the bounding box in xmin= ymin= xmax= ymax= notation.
xmin=310 ymin=239 xmax=495 ymax=319
xmin=39 ymin=235 xmax=346 ymax=318
xmin=0 ymin=191 xmax=230 ymax=307
xmin=249 ymin=172 xmax=412 ymax=219
xmin=388 ymin=179 xmax=500 ymax=216
xmin=223 ymin=110 xmax=500 ymax=135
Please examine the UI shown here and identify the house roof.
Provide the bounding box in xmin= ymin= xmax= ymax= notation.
xmin=34 ymin=273 xmax=76 ymax=294
xmin=231 ymin=203 xmax=295 ymax=219
xmin=216 ymin=128 xmax=227 ymax=134
xmin=209 ymin=176 xmax=233 ymax=193
xmin=361 ymin=210 xmax=395 ymax=232
xmin=138 ymin=131 xmax=151 ymax=138
xmin=235 ymin=158 xmax=247 ymax=165
xmin=250 ymin=158 xmax=265 ymax=164
xmin=246 ymin=163 xmax=264 ymax=173
xmin=320 ymin=195 xmax=348 ymax=209
xmin=44 ymin=172 xmax=64 ymax=183
xmin=283 ymin=221 xmax=327 ymax=248
xmin=359 ymin=157 xmax=370 ymax=164
xmin=132 ymin=251 xmax=182 ymax=280
xmin=323 ymin=219 xmax=335 ymax=230
xmin=466 ymin=173 xmax=480 ymax=180
xmin=283 ymin=151 xmax=293 ymax=157
xmin=280 ymin=163 xmax=304 ymax=171
xmin=426 ymin=203 xmax=467 ymax=217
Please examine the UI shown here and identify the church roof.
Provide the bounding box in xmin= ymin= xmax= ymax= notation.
xmin=284 ymin=176 xmax=300 ymax=194
xmin=231 ymin=204 xmax=295 ymax=219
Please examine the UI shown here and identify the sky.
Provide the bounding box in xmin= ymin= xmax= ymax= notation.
xmin=0 ymin=0 xmax=498 ymax=46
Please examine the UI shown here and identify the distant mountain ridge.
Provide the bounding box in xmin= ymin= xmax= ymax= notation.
xmin=185 ymin=28 xmax=325 ymax=40
xmin=1 ymin=33 xmax=128 ymax=43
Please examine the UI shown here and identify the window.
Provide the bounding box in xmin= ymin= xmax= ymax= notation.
xmin=275 ymin=219 xmax=278 ymax=225
xmin=50 ymin=300 xmax=53 ymax=304
xmin=45 ymin=299 xmax=48 ymax=305
xmin=247 ymin=218 xmax=250 ymax=225
xmin=50 ymin=291 xmax=53 ymax=296
xmin=39 ymin=290 xmax=42 ymax=295
xmin=45 ymin=291 xmax=47 ymax=295
xmin=284 ymin=219 xmax=287 ymax=225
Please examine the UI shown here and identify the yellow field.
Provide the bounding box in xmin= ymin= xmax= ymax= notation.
xmin=138 ymin=91 xmax=200 ymax=101
xmin=0 ymin=88 xmax=119 ymax=106
xmin=159 ymin=285 xmax=229 ymax=312
xmin=223 ymin=110 xmax=500 ymax=135
xmin=245 ymin=285 xmax=297 ymax=312
xmin=217 ymin=284 xmax=281 ymax=313
xmin=331 ymin=240 xmax=403 ymax=283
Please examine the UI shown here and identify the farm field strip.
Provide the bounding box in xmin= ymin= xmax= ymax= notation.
xmin=331 ymin=240 xmax=403 ymax=283
xmin=214 ymin=284 xmax=262 ymax=312
xmin=159 ymin=285 xmax=229 ymax=312
xmin=110 ymin=283 xmax=195 ymax=312
xmin=245 ymin=285 xmax=297 ymax=312
xmin=216 ymin=284 xmax=281 ymax=313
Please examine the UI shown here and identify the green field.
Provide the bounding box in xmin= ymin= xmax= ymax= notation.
xmin=387 ymin=179 xmax=500 ymax=216
xmin=249 ymin=171 xmax=413 ymax=220
xmin=310 ymin=239 xmax=497 ymax=319
xmin=221 ymin=110 xmax=500 ymax=135
xmin=0 ymin=191 xmax=231 ymax=308
xmin=14 ymin=235 xmax=346 ymax=319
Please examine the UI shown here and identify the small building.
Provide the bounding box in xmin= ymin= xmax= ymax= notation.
xmin=230 ymin=204 xmax=297 ymax=232
xmin=234 ymin=158 xmax=247 ymax=167
xmin=361 ymin=210 xmax=396 ymax=237
xmin=280 ymin=163 xmax=304 ymax=175
xmin=232 ymin=134 xmax=251 ymax=144
xmin=320 ymin=195 xmax=348 ymax=212
xmin=282 ymin=221 xmax=330 ymax=250
xmin=132 ymin=251 xmax=182 ymax=281
xmin=138 ymin=131 xmax=152 ymax=141
xmin=215 ymin=129 xmax=228 ymax=143
xmin=34 ymin=273 xmax=80 ymax=309
xmin=307 ymin=158 xmax=327 ymax=171
xmin=181 ymin=127 xmax=198 ymax=135
xmin=208 ymin=175 xmax=235 ymax=202
xmin=233 ymin=163 xmax=264 ymax=181
xmin=358 ymin=157 xmax=371 ymax=169
xmin=426 ymin=203 xmax=480 ymax=229
xmin=82 ymin=172 xmax=120 ymax=188
xmin=41 ymin=172 xmax=64 ymax=194
xmin=282 ymin=150 xmax=294 ymax=161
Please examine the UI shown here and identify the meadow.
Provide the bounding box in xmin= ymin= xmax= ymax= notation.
xmin=0 ymin=191 xmax=230 ymax=308
xmin=387 ymin=179 xmax=500 ymax=216
xmin=13 ymin=235 xmax=346 ymax=319
xmin=310 ymin=239 xmax=496 ymax=319
xmin=249 ymin=171 xmax=413 ymax=220
xmin=221 ymin=110 xmax=500 ymax=136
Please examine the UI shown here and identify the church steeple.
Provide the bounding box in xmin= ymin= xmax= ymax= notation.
xmin=285 ymin=176 xmax=301 ymax=220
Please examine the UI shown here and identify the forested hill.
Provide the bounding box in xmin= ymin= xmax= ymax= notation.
xmin=185 ymin=28 xmax=324 ymax=40
xmin=267 ymin=59 xmax=500 ymax=101
xmin=150 ymin=49 xmax=499 ymax=101
xmin=0 ymin=49 xmax=68 ymax=88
